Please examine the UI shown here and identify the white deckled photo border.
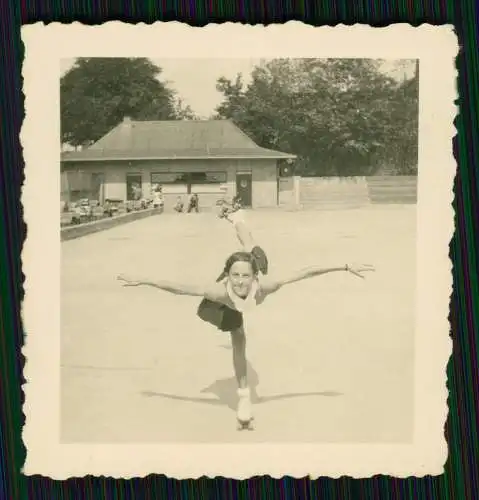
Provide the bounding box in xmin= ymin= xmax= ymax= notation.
xmin=20 ymin=21 xmax=457 ymax=479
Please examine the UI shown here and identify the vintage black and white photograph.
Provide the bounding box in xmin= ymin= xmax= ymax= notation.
xmin=59 ymin=55 xmax=418 ymax=441
xmin=22 ymin=23 xmax=456 ymax=479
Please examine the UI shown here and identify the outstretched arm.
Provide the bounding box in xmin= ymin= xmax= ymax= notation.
xmin=118 ymin=275 xmax=211 ymax=298
xmin=117 ymin=275 xmax=229 ymax=304
xmin=262 ymin=264 xmax=375 ymax=295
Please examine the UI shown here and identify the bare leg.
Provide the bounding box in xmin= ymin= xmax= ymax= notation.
xmin=230 ymin=325 xmax=248 ymax=389
xmin=227 ymin=213 xmax=255 ymax=252
xmin=228 ymin=215 xmax=269 ymax=278
xmin=230 ymin=325 xmax=253 ymax=424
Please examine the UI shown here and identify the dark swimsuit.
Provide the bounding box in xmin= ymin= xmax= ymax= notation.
xmin=197 ymin=246 xmax=269 ymax=332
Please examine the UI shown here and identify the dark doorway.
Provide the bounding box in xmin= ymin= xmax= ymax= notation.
xmin=236 ymin=173 xmax=252 ymax=207
xmin=91 ymin=173 xmax=105 ymax=204
xmin=126 ymin=174 xmax=142 ymax=201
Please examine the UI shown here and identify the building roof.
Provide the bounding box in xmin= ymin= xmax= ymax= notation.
xmin=61 ymin=119 xmax=296 ymax=162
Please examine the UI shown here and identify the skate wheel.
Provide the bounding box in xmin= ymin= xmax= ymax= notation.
xmin=237 ymin=418 xmax=254 ymax=431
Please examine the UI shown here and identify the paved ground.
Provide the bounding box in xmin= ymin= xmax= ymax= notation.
xmin=61 ymin=206 xmax=416 ymax=443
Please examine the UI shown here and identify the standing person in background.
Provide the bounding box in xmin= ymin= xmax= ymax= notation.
xmin=131 ymin=183 xmax=142 ymax=201
xmin=152 ymin=185 xmax=164 ymax=211
xmin=187 ymin=193 xmax=199 ymax=213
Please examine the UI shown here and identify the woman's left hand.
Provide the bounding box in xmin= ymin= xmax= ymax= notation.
xmin=345 ymin=263 xmax=375 ymax=279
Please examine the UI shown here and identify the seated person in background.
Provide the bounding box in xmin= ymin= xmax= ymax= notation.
xmin=174 ymin=196 xmax=184 ymax=213
xmin=103 ymin=200 xmax=113 ymax=217
xmin=232 ymin=195 xmax=242 ymax=211
xmin=218 ymin=195 xmax=242 ymax=219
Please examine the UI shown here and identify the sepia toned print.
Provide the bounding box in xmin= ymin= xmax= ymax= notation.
xmin=22 ymin=22 xmax=456 ymax=479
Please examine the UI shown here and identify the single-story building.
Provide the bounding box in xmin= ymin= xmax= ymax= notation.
xmin=60 ymin=118 xmax=296 ymax=210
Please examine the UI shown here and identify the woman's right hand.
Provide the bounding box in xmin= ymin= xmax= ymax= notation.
xmin=117 ymin=275 xmax=141 ymax=287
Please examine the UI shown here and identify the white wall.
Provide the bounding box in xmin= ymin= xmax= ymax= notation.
xmin=251 ymin=160 xmax=278 ymax=208
xmin=62 ymin=158 xmax=280 ymax=209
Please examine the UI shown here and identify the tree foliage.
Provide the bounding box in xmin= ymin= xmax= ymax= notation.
xmin=61 ymin=58 xmax=180 ymax=147
xmin=215 ymin=59 xmax=419 ymax=176
xmin=173 ymin=97 xmax=198 ymax=121
xmin=379 ymin=61 xmax=419 ymax=174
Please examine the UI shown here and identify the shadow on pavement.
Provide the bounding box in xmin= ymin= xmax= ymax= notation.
xmin=141 ymin=351 xmax=343 ymax=411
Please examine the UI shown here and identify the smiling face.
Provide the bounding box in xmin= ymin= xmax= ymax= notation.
xmin=228 ymin=260 xmax=256 ymax=298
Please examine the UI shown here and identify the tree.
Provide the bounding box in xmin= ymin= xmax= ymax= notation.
xmin=61 ymin=58 xmax=177 ymax=147
xmin=173 ymin=97 xmax=198 ymax=120
xmin=215 ymin=73 xmax=249 ymax=124
xmin=215 ymin=58 xmax=418 ymax=176
xmin=379 ymin=60 xmax=419 ymax=174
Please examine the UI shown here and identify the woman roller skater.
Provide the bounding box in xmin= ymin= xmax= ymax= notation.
xmin=117 ymin=204 xmax=374 ymax=430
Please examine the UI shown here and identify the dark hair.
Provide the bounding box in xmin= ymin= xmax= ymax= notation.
xmin=216 ymin=252 xmax=258 ymax=282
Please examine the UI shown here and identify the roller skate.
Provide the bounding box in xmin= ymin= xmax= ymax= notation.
xmin=236 ymin=387 xmax=254 ymax=431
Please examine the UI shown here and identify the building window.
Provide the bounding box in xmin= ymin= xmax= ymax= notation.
xmin=61 ymin=170 xmax=105 ymax=203
xmin=151 ymin=172 xmax=227 ymax=185
xmin=193 ymin=172 xmax=227 ymax=184
xmin=151 ymin=172 xmax=189 ymax=185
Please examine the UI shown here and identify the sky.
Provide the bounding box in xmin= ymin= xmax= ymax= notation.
xmin=60 ymin=58 xmax=415 ymax=119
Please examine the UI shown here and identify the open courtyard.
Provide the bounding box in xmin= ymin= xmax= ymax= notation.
xmin=61 ymin=206 xmax=416 ymax=443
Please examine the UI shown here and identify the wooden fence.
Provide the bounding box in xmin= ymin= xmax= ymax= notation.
xmin=290 ymin=175 xmax=417 ymax=209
